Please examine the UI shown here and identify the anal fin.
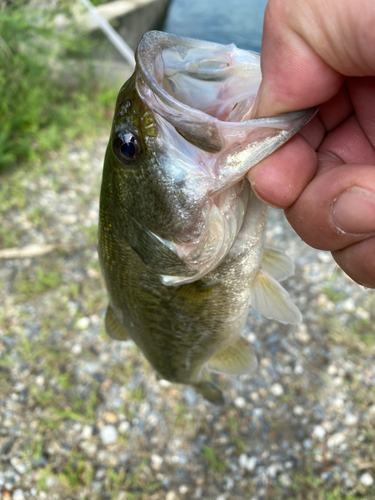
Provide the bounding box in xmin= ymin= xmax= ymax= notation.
xmin=250 ymin=269 xmax=302 ymax=325
xmin=193 ymin=381 xmax=225 ymax=405
xmin=208 ymin=337 xmax=258 ymax=376
xmin=105 ymin=305 xmax=130 ymax=340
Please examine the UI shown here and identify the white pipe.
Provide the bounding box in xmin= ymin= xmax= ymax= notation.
xmin=77 ymin=0 xmax=135 ymax=67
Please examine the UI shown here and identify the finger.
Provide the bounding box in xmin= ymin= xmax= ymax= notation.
xmin=255 ymin=0 xmax=344 ymax=116
xmin=319 ymin=114 xmax=375 ymax=168
xmin=317 ymin=82 xmax=353 ymax=132
xmin=285 ymin=164 xmax=375 ymax=251
xmin=255 ymin=0 xmax=375 ymax=117
xmin=333 ymin=237 xmax=375 ymax=288
xmin=247 ymin=134 xmax=318 ymax=208
xmin=347 ymin=76 xmax=375 ymax=148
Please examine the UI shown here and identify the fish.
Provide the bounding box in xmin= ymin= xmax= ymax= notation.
xmin=98 ymin=31 xmax=316 ymax=404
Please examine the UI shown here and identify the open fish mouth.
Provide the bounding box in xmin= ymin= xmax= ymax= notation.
xmin=136 ymin=31 xmax=316 ymax=156
xmin=131 ymin=31 xmax=317 ymax=285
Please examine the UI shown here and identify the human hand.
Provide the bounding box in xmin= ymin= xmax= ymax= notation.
xmin=247 ymin=0 xmax=375 ymax=288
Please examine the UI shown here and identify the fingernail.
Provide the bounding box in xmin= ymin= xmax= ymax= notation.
xmin=332 ymin=187 xmax=375 ymax=234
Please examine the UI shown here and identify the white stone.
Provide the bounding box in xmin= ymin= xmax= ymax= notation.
xmin=76 ymin=317 xmax=90 ymax=330
xmin=100 ymin=425 xmax=118 ymax=445
xmin=248 ymin=333 xmax=257 ymax=343
xmin=179 ymin=485 xmax=189 ymax=495
xmin=224 ymin=477 xmax=234 ymax=490
xmin=35 ymin=375 xmax=45 ymax=386
xmin=239 ymin=454 xmax=257 ymax=472
xmin=194 ymin=487 xmax=202 ymax=499
xmin=270 ymin=383 xmax=284 ymax=397
xmin=312 ymin=425 xmax=326 ymax=440
xmin=341 ymin=298 xmax=355 ymax=312
xmin=118 ymin=421 xmax=130 ymax=434
xmin=293 ymin=405 xmax=304 ymax=416
xmin=72 ymin=343 xmax=82 ymax=354
xmin=151 ymin=454 xmax=163 ymax=470
xmin=10 ymin=458 xmax=27 ymax=475
xmin=79 ymin=441 xmax=97 ymax=457
xmin=344 ymin=413 xmax=358 ymax=426
xmin=81 ymin=425 xmax=93 ymax=440
xmin=267 ymin=463 xmax=283 ymax=478
xmin=327 ymin=364 xmax=338 ymax=375
xmin=327 ymin=432 xmax=346 ymax=447
xmin=294 ymin=364 xmax=304 ymax=375
xmin=359 ymin=473 xmax=374 ymax=486
xmin=234 ymin=397 xmax=246 ymax=408
xmin=166 ymin=492 xmax=177 ymax=500
xmin=159 ymin=379 xmax=171 ymax=388
xmin=317 ymin=251 xmax=332 ymax=263
xmin=279 ymin=474 xmax=292 ymax=487
xmin=333 ymin=397 xmax=344 ymax=407
xmin=13 ymin=490 xmax=25 ymax=500
xmin=296 ymin=324 xmax=310 ymax=343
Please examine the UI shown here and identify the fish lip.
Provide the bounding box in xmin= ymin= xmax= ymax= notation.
xmin=135 ymin=30 xmax=318 ymax=144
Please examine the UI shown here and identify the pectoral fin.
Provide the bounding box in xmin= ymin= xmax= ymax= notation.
xmin=105 ymin=305 xmax=130 ymax=340
xmin=250 ymin=269 xmax=302 ymax=325
xmin=208 ymin=337 xmax=258 ymax=376
xmin=261 ymin=247 xmax=294 ymax=281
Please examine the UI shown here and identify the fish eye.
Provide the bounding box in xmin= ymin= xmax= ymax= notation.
xmin=114 ymin=133 xmax=141 ymax=163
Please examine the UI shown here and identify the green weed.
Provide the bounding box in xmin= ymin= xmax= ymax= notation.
xmin=201 ymin=445 xmax=227 ymax=473
xmin=0 ymin=0 xmax=118 ymax=172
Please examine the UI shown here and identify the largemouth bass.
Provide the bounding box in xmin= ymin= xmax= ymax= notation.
xmin=98 ymin=31 xmax=315 ymax=404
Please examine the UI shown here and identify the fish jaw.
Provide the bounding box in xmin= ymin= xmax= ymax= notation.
xmin=113 ymin=31 xmax=316 ymax=283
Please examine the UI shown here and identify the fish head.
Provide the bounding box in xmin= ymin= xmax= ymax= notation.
xmin=102 ymin=31 xmax=317 ymax=285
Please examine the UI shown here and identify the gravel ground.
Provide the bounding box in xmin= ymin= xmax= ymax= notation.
xmin=1 ymin=137 xmax=375 ymax=500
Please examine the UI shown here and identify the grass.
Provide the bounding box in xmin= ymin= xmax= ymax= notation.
xmin=0 ymin=0 xmax=119 ymax=172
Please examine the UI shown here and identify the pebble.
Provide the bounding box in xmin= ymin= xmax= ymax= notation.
xmin=267 ymin=463 xmax=283 ymax=478
xmin=270 ymin=383 xmax=284 ymax=397
xmin=104 ymin=412 xmax=118 ymax=424
xmin=295 ymin=324 xmax=310 ymax=344
xmin=166 ymin=492 xmax=177 ymax=500
xmin=359 ymin=473 xmax=374 ymax=486
xmin=151 ymin=454 xmax=163 ymax=470
xmin=99 ymin=425 xmax=118 ymax=445
xmin=312 ymin=425 xmax=326 ymax=440
xmin=279 ymin=474 xmax=292 ymax=487
xmin=118 ymin=421 xmax=130 ymax=434
xmin=76 ymin=317 xmax=90 ymax=330
xmin=239 ymin=454 xmax=257 ymax=472
xmin=234 ymin=397 xmax=246 ymax=408
xmin=293 ymin=405 xmax=304 ymax=416
xmin=81 ymin=425 xmax=93 ymax=440
xmin=344 ymin=413 xmax=358 ymax=426
xmin=13 ymin=491 xmax=25 ymax=500
xmin=71 ymin=343 xmax=82 ymax=354
xmin=179 ymin=485 xmax=189 ymax=495
xmin=327 ymin=432 xmax=346 ymax=448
